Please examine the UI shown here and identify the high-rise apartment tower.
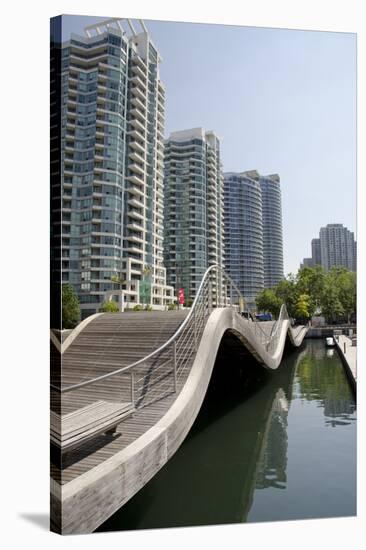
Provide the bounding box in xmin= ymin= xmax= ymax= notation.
xmin=300 ymin=225 xmax=356 ymax=271
xmin=311 ymin=238 xmax=322 ymax=266
xmin=319 ymin=224 xmax=356 ymax=271
xmin=224 ymin=171 xmax=264 ymax=308
xmin=56 ymin=19 xmax=174 ymax=317
xmin=164 ymin=128 xmax=224 ymax=303
xmin=259 ymin=174 xmax=284 ymax=288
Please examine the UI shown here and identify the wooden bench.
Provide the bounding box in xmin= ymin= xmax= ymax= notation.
xmin=50 ymin=400 xmax=134 ymax=453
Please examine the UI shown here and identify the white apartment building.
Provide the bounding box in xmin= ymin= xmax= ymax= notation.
xmin=164 ymin=128 xmax=224 ymax=304
xmin=58 ymin=19 xmax=175 ymax=316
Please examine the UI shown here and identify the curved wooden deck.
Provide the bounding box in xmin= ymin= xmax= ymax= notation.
xmin=51 ymin=308 xmax=307 ymax=534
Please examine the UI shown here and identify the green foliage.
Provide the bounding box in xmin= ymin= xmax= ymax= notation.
xmin=62 ymin=283 xmax=80 ymax=329
xmin=297 ymin=265 xmax=325 ymax=316
xmin=261 ymin=265 xmax=356 ymax=324
xmin=100 ymin=300 xmax=119 ymax=313
xmin=142 ymin=264 xmax=153 ymax=276
xmin=320 ymin=282 xmax=344 ymax=322
xmin=273 ymin=277 xmax=298 ymax=318
xmin=255 ymin=289 xmax=282 ymax=317
xmin=328 ymin=267 xmax=356 ymax=323
xmin=132 ymin=304 xmax=143 ymax=311
xmin=110 ymin=273 xmax=125 ymax=286
xmin=294 ymin=293 xmax=311 ymax=319
xmin=168 ymin=303 xmax=177 ymax=311
xmin=144 ymin=304 xmax=153 ymax=311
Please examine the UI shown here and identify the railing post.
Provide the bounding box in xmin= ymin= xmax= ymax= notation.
xmin=230 ymin=283 xmax=233 ymax=307
xmin=173 ymin=341 xmax=177 ymax=392
xmin=130 ymin=371 xmax=135 ymax=407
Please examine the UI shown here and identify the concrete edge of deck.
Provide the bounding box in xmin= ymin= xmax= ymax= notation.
xmin=61 ymin=313 xmax=104 ymax=354
xmin=50 ymin=313 xmax=104 ymax=354
xmin=334 ymin=335 xmax=357 ymax=393
xmin=52 ymin=308 xmax=307 ymax=534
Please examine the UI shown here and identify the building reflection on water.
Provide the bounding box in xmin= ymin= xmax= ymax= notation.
xmin=255 ymin=388 xmax=289 ymax=490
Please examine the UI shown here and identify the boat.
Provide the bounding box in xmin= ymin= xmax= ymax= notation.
xmin=325 ymin=337 xmax=335 ymax=347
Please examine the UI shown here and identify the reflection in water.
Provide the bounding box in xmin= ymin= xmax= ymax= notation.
xmin=296 ymin=341 xmax=356 ymax=427
xmin=97 ymin=339 xmax=356 ymax=532
xmin=255 ymin=388 xmax=289 ymax=490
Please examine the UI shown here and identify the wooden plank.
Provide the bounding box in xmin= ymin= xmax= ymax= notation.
xmin=51 ymin=310 xmax=193 ymax=484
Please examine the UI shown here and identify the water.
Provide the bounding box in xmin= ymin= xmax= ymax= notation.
xmin=97 ymin=339 xmax=356 ymax=532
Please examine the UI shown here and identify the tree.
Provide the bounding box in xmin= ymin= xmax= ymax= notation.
xmin=297 ymin=265 xmax=325 ymax=316
xmin=273 ymin=276 xmax=298 ymax=317
xmin=100 ymin=300 xmax=119 ymax=313
xmin=259 ymin=265 xmax=356 ymax=325
xmin=294 ymin=293 xmax=311 ymax=320
xmin=329 ymin=267 xmax=356 ymax=323
xmin=62 ymin=283 xmax=80 ymax=329
xmin=320 ymin=278 xmax=344 ymax=323
xmin=256 ymin=289 xmax=282 ymax=317
xmin=110 ymin=273 xmax=125 ymax=289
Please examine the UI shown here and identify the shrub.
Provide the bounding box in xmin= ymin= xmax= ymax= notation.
xmin=62 ymin=283 xmax=80 ymax=329
xmin=144 ymin=304 xmax=153 ymax=311
xmin=100 ymin=300 xmax=119 ymax=313
xmin=133 ymin=304 xmax=143 ymax=311
xmin=167 ymin=303 xmax=177 ymax=311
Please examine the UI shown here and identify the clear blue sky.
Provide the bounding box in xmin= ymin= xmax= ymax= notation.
xmin=61 ymin=15 xmax=356 ymax=275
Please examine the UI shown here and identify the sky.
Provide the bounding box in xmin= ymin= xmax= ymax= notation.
xmin=61 ymin=15 xmax=356 ymax=275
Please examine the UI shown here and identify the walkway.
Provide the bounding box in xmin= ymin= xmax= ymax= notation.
xmin=50 ymin=265 xmax=308 ymax=534
xmin=334 ymin=334 xmax=357 ymax=390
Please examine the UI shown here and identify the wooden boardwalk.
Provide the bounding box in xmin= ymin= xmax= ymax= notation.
xmin=50 ymin=306 xmax=308 ymax=533
xmin=50 ymin=315 xmax=305 ymax=486
xmin=334 ymin=334 xmax=357 ymax=391
xmin=51 ymin=311 xmax=191 ymax=485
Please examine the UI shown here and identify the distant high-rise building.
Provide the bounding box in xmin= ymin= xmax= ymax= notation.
xmin=311 ymin=238 xmax=321 ymax=266
xmin=164 ymin=128 xmax=224 ymax=303
xmin=224 ymin=171 xmax=264 ymax=308
xmin=319 ymin=224 xmax=356 ymax=271
xmin=300 ymin=257 xmax=314 ymax=269
xmin=55 ymin=20 xmax=175 ymax=317
xmin=259 ymin=174 xmax=284 ymax=288
xmin=301 ymin=225 xmax=356 ymax=272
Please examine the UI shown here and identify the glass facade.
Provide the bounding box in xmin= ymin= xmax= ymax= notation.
xmin=259 ymin=174 xmax=284 ymax=288
xmin=59 ymin=23 xmax=174 ymax=316
xmin=224 ymin=171 xmax=264 ymax=309
xmin=164 ymin=129 xmax=224 ymax=303
xmin=319 ymin=224 xmax=356 ymax=271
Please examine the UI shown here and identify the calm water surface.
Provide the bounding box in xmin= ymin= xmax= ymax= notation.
xmin=98 ymin=339 xmax=356 ymax=531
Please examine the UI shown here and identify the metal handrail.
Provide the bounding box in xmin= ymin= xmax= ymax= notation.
xmin=51 ymin=264 xmax=242 ymax=394
xmin=265 ymin=303 xmax=290 ymax=353
xmin=268 ymin=303 xmax=289 ymax=341
xmin=51 ymin=265 xmax=292 ymax=399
